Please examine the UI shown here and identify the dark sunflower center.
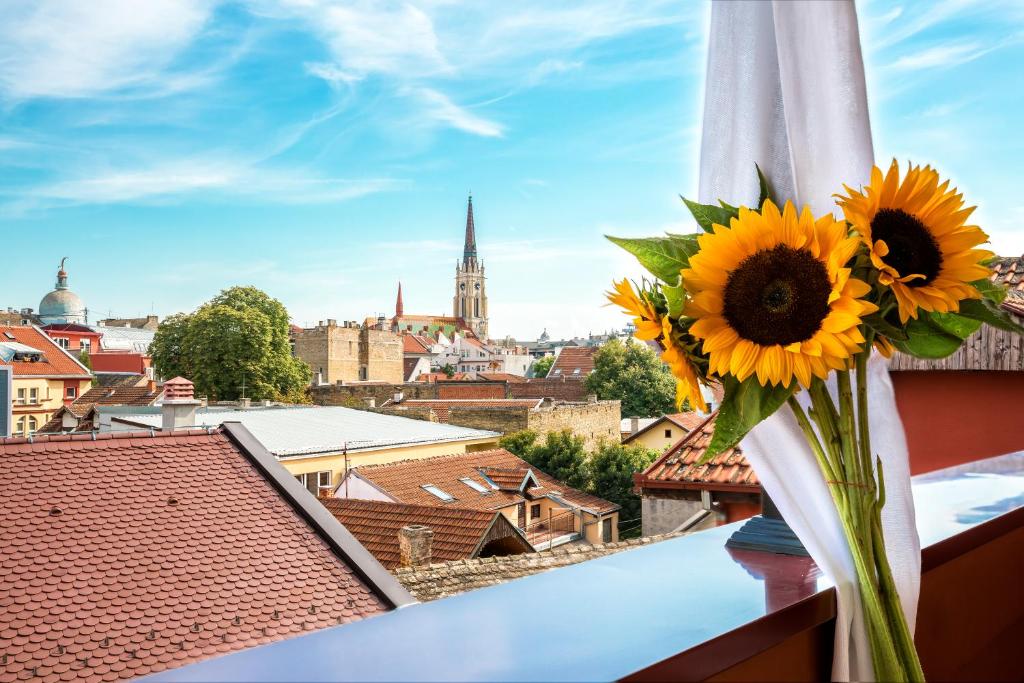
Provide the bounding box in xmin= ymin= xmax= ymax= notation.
xmin=870 ymin=208 xmax=941 ymax=287
xmin=722 ymin=245 xmax=832 ymax=346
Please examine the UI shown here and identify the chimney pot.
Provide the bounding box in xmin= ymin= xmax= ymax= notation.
xmin=161 ymin=377 xmax=200 ymax=431
xmin=630 ymin=417 xmax=640 ymax=433
xmin=399 ymin=525 xmax=433 ymax=568
xmin=239 ymin=397 xmax=251 ymax=409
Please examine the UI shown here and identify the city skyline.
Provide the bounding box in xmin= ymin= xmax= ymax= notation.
xmin=2 ymin=0 xmax=1023 ymax=339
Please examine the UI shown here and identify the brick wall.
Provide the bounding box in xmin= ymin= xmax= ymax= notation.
xmin=442 ymin=406 xmax=531 ymax=434
xmin=310 ymin=382 xmax=439 ymax=407
xmin=509 ymin=378 xmax=590 ymax=401
xmin=437 ymin=383 xmax=506 ymax=399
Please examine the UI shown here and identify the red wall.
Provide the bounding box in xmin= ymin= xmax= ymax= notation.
xmin=89 ymin=352 xmax=150 ymax=375
xmin=892 ymin=371 xmax=1024 ymax=475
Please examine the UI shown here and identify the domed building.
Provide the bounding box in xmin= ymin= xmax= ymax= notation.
xmin=39 ymin=258 xmax=87 ymax=325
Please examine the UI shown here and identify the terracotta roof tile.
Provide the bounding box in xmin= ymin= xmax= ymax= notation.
xmin=0 ymin=325 xmax=91 ymax=378
xmin=546 ymin=347 xmax=596 ymax=379
xmin=349 ymin=449 xmax=619 ymax=514
xmin=320 ymin=499 xmax=530 ymax=569
xmin=402 ymin=335 xmax=432 ymax=355
xmin=478 ymin=466 xmax=534 ymax=491
xmin=0 ymin=429 xmax=389 ymax=683
xmin=637 ymin=412 xmax=758 ymax=490
xmin=989 ymin=254 xmax=1024 ymax=299
xmin=476 ymin=372 xmax=527 ymax=383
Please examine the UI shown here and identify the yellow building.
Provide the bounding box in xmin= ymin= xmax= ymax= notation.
xmin=1 ymin=325 xmax=92 ymax=436
xmin=622 ymin=412 xmax=709 ymax=454
xmin=106 ymin=403 xmax=500 ymax=492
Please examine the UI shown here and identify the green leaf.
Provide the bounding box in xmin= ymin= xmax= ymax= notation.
xmin=956 ymin=298 xmax=1024 ymax=334
xmin=680 ymin=196 xmax=738 ymax=233
xmin=929 ymin=311 xmax=982 ymax=339
xmin=661 ymin=282 xmax=686 ymax=320
xmin=606 ymin=234 xmax=699 ymax=284
xmin=755 ymin=163 xmax=773 ymax=207
xmin=863 ymin=311 xmax=909 ymax=341
xmin=971 ymin=278 xmax=1007 ymax=305
xmin=703 ymin=375 xmax=796 ymax=461
xmin=891 ymin=315 xmax=965 ymax=359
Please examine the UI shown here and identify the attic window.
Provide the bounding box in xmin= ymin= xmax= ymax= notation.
xmin=553 ymin=369 xmax=561 ymax=375
xmin=572 ymin=368 xmax=581 ymax=375
xmin=422 ymin=484 xmax=455 ymax=502
xmin=3 ymin=332 xmax=14 ymax=340
xmin=459 ymin=477 xmax=489 ymax=494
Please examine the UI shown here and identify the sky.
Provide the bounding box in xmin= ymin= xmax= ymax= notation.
xmin=2 ymin=0 xmax=1023 ymax=340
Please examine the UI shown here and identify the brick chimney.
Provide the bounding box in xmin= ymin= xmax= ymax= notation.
xmin=398 ymin=525 xmax=433 ymax=568
xmin=161 ymin=377 xmax=200 ymax=432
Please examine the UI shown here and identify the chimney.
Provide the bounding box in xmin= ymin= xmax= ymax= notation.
xmin=587 ymin=394 xmax=598 ymax=404
xmin=630 ymin=416 xmax=640 ymax=433
xmin=161 ymin=377 xmax=200 ymax=432
xmin=393 ymin=391 xmax=403 ymax=404
xmin=364 ymin=397 xmax=376 ymax=409
xmin=239 ymin=397 xmax=251 ymax=409
xmin=399 ymin=525 xmax=433 ymax=568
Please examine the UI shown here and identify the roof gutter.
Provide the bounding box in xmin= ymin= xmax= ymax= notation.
xmin=221 ymin=421 xmax=416 ymax=610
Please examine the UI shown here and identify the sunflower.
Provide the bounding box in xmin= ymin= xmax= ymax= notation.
xmin=606 ymin=278 xmax=662 ymax=341
xmin=682 ymin=200 xmax=877 ymax=388
xmin=659 ymin=316 xmax=709 ymax=412
xmin=836 ymin=160 xmax=993 ymax=323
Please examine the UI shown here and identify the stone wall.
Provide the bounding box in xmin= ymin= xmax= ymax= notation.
xmin=361 ymin=328 xmax=403 ymax=384
xmin=443 ymin=406 xmax=531 ymax=435
xmin=293 ymin=322 xmax=403 ymax=385
xmin=640 ymin=490 xmax=723 ymax=536
xmin=394 ymin=531 xmax=684 ymax=602
xmin=525 ymin=400 xmax=620 ymax=450
xmin=310 ymin=381 xmax=438 ymax=408
xmin=437 ymin=383 xmax=505 ymax=399
xmin=509 ymin=377 xmax=590 ymax=401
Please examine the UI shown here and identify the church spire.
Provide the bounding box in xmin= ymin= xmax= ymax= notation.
xmin=395 ymin=281 xmax=404 ymax=318
xmin=462 ymin=194 xmax=477 ymax=263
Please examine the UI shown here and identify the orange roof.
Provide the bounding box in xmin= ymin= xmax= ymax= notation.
xmin=477 ymin=372 xmax=528 ymax=383
xmin=0 ymin=428 xmax=399 ymax=683
xmin=402 ymin=334 xmax=433 ymax=354
xmin=0 ymin=325 xmax=91 ymax=378
xmin=320 ymin=499 xmax=530 ymax=569
xmin=547 ymin=346 xmax=596 ymax=379
xmin=392 ymin=398 xmax=541 ymax=422
xmin=636 ymin=412 xmax=758 ymax=492
xmin=349 ymin=449 xmax=619 ymax=514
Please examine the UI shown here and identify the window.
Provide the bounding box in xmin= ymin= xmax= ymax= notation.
xmin=295 ymin=471 xmax=333 ymax=495
xmin=66 ymin=387 xmax=76 ymax=399
xmin=531 ymin=503 xmax=541 ymax=519
xmin=29 ymin=388 xmax=38 ymax=404
xmin=16 ymin=388 xmax=25 ymax=405
xmin=81 ymin=339 xmax=90 ymax=351
xmin=553 ymin=368 xmax=561 ymax=375
xmin=55 ymin=337 xmax=70 ymax=349
xmin=602 ymin=517 xmax=613 ymax=543
xmin=572 ymin=368 xmax=581 ymax=375
xmin=27 ymin=416 xmax=37 ymax=435
xmin=16 ymin=416 xmax=26 ymax=436
xmin=664 ymin=429 xmax=672 ymax=439
xmin=422 ymin=484 xmax=455 ymax=502
xmin=459 ymin=477 xmax=489 ymax=493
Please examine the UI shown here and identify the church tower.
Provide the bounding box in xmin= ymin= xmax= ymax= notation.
xmin=453 ymin=194 xmax=488 ymax=339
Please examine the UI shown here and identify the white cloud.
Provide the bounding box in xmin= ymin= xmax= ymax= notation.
xmin=0 ymin=0 xmax=214 ymax=100
xmin=304 ymin=62 xmax=362 ymax=87
xmin=413 ymin=88 xmax=505 ymax=138
xmin=890 ymin=41 xmax=995 ymax=70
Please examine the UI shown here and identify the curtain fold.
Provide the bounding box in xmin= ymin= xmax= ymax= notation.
xmin=697 ymin=2 xmax=920 ymax=680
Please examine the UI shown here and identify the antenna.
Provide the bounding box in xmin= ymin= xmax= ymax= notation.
xmin=240 ymin=373 xmax=247 ymax=400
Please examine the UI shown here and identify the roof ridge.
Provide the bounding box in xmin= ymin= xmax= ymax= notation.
xmin=0 ymin=427 xmax=222 ymax=446
xmin=323 ymin=497 xmax=495 ymax=518
xmin=644 ymin=410 xmax=720 ymax=473
xmin=354 ymin=447 xmax=511 ymax=471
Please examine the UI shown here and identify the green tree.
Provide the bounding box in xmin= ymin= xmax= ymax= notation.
xmin=440 ymin=363 xmax=456 ymax=378
xmin=531 ymin=354 xmax=554 ymax=378
xmin=498 ymin=429 xmax=539 ymax=459
xmin=585 ymin=338 xmax=676 ymax=417
xmin=151 ymin=287 xmax=311 ymax=401
xmin=521 ymin=429 xmax=589 ymax=489
xmin=587 ymin=441 xmax=659 ymax=532
xmin=77 ymin=349 xmax=92 ymax=371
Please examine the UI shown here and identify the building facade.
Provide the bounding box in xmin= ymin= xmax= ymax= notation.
xmin=453 ymin=195 xmax=488 ymax=339
xmin=293 ymin=319 xmax=404 ymax=385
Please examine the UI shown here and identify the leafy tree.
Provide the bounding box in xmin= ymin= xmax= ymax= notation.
xmin=440 ymin=363 xmax=456 ymax=378
xmin=531 ymin=354 xmax=554 ymax=378
xmin=77 ymin=349 xmax=92 ymax=371
xmin=587 ymin=441 xmax=659 ymax=529
xmin=585 ymin=338 xmax=676 ymax=417
xmin=151 ymin=287 xmax=310 ymax=402
xmin=521 ymin=430 xmax=589 ymax=489
xmin=498 ymin=430 xmax=539 ymax=459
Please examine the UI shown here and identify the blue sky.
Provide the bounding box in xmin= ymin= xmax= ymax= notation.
xmin=2 ymin=0 xmax=1022 ymax=340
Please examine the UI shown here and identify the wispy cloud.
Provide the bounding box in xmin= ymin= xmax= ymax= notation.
xmin=0 ymin=0 xmax=215 ymax=100
xmin=411 ymin=88 xmax=505 ymax=138
xmin=890 ymin=40 xmax=996 ymax=70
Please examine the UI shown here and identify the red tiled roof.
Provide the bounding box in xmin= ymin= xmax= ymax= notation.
xmin=623 ymin=411 xmax=708 ymax=445
xmin=39 ymin=385 xmax=163 ymax=433
xmin=636 ymin=412 xmax=758 ymax=491
xmin=479 ymin=466 xmax=535 ymax=491
xmin=547 ymin=347 xmax=596 ymax=379
xmin=392 ymin=398 xmax=541 ymax=423
xmin=989 ymin=255 xmax=1024 ymax=300
xmin=0 ymin=429 xmax=392 ymax=683
xmin=477 ymin=372 xmax=527 ymax=383
xmin=417 ymin=372 xmax=471 ymax=383
xmin=0 ymin=325 xmax=91 ymax=378
xmin=320 ymin=499 xmax=530 ymax=569
xmin=349 ymin=449 xmax=619 ymax=514
xmin=402 ymin=334 xmax=432 ymax=355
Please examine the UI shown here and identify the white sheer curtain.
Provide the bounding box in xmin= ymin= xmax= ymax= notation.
xmin=697 ymin=2 xmax=920 ymax=680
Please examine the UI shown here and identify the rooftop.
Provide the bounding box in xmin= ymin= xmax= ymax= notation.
xmin=319 ymin=499 xmax=532 ymax=570
xmin=622 ymin=411 xmax=710 ymax=445
xmin=0 ymin=324 xmax=91 ymax=378
xmin=546 ymin=346 xmax=596 ymax=379
xmin=108 ymin=405 xmax=500 ymax=457
xmin=636 ymin=412 xmax=758 ymax=491
xmin=347 ymin=448 xmax=619 ymax=515
xmin=0 ymin=427 xmax=406 ymax=683
xmin=88 ymin=324 xmax=156 ymax=353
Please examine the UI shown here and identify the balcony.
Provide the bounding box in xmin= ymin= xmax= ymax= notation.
xmin=148 ymin=448 xmax=1023 ymax=682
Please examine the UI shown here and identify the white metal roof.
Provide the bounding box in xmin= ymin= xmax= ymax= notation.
xmin=110 ymin=405 xmax=500 ymax=457
xmin=90 ymin=325 xmax=155 ymax=352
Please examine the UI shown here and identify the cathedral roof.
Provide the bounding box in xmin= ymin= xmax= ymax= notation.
xmin=39 ymin=258 xmax=86 ymax=324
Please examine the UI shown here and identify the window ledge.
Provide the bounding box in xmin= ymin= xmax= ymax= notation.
xmin=146 ymin=451 xmax=1024 ymax=683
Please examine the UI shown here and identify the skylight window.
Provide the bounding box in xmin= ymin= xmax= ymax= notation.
xmin=572 ymin=368 xmax=581 ymax=375
xmin=422 ymin=484 xmax=455 ymax=502
xmin=459 ymin=477 xmax=489 ymax=493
